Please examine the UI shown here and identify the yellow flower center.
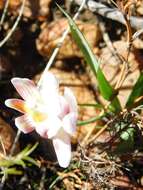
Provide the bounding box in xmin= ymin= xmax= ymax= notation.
xmin=24 ymin=104 xmax=48 ymax=123
xmin=29 ymin=110 xmax=47 ymax=122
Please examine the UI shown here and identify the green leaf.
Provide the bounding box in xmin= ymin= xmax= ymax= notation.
xmin=126 ymin=72 xmax=143 ymax=107
xmin=0 ymin=159 xmax=13 ymax=167
xmin=14 ymin=160 xmax=26 ymax=167
xmin=17 ymin=143 xmax=38 ymax=159
xmin=24 ymin=143 xmax=38 ymax=156
xmin=120 ymin=127 xmax=135 ymax=141
xmin=113 ymin=128 xmax=135 ymax=154
xmin=57 ymin=5 xmax=121 ymax=112
xmin=16 ymin=145 xmax=31 ymax=158
xmin=78 ymin=103 xmax=103 ymax=109
xmin=77 ymin=114 xmax=105 ymax=126
xmin=96 ymin=66 xmax=113 ymax=99
xmin=0 ymin=168 xmax=23 ymax=175
xmin=23 ymin=156 xmax=39 ymax=167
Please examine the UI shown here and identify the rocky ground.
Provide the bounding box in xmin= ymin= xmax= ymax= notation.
xmin=0 ymin=0 xmax=143 ymax=189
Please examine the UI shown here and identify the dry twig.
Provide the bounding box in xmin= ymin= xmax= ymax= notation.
xmin=0 ymin=0 xmax=10 ymax=28
xmin=38 ymin=0 xmax=86 ymax=86
xmin=0 ymin=0 xmax=26 ymax=48
xmin=73 ymin=0 xmax=143 ymax=30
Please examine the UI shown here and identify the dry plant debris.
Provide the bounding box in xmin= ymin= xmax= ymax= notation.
xmin=100 ymin=40 xmax=140 ymax=107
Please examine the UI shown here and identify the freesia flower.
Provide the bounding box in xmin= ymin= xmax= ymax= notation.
xmin=5 ymin=72 xmax=78 ymax=168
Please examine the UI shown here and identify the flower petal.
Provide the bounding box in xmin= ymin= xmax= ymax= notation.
xmin=64 ymin=87 xmax=77 ymax=113
xmin=35 ymin=121 xmax=49 ymax=138
xmin=35 ymin=116 xmax=62 ymax=139
xmin=39 ymin=72 xmax=59 ymax=92
xmin=11 ymin=78 xmax=40 ymax=102
xmin=15 ymin=114 xmax=35 ymax=133
xmin=53 ymin=130 xmax=71 ymax=168
xmin=39 ymin=72 xmax=59 ymax=103
xmin=47 ymin=116 xmax=62 ymax=138
xmin=62 ymin=112 xmax=77 ymax=135
xmin=5 ymin=99 xmax=27 ymax=113
xmin=58 ymin=96 xmax=69 ymax=118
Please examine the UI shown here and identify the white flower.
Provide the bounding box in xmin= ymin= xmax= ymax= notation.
xmin=5 ymin=72 xmax=78 ymax=168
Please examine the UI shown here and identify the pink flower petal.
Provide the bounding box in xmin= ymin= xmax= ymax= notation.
xmin=53 ymin=130 xmax=71 ymax=168
xmin=5 ymin=99 xmax=27 ymax=113
xmin=47 ymin=116 xmax=62 ymax=138
xmin=39 ymin=72 xmax=59 ymax=100
xmin=15 ymin=114 xmax=35 ymax=133
xmin=35 ymin=116 xmax=61 ymax=139
xmin=35 ymin=121 xmax=49 ymax=138
xmin=58 ymin=96 xmax=69 ymax=118
xmin=64 ymin=87 xmax=77 ymax=113
xmin=62 ymin=112 xmax=77 ymax=135
xmin=44 ymin=95 xmax=61 ymax=116
xmin=11 ymin=78 xmax=40 ymax=102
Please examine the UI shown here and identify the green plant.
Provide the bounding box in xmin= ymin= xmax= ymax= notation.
xmin=0 ymin=143 xmax=39 ymax=178
xmin=58 ymin=5 xmax=143 ymax=156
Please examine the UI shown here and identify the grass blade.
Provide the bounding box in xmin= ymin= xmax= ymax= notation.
xmin=58 ymin=5 xmax=121 ymax=112
xmin=126 ymin=72 xmax=143 ymax=107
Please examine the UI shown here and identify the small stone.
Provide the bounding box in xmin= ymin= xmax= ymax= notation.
xmin=36 ymin=18 xmax=100 ymax=59
xmin=0 ymin=117 xmax=19 ymax=158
